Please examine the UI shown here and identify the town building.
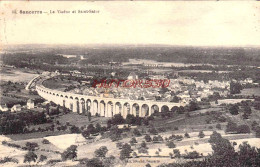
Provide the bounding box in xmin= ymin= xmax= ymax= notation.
xmin=127 ymin=72 xmax=138 ymax=80
xmin=27 ymin=99 xmax=35 ymax=109
xmin=11 ymin=104 xmax=22 ymax=112
xmin=0 ymin=104 xmax=9 ymax=112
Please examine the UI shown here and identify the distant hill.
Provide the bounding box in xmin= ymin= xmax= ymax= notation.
xmin=1 ymin=45 xmax=260 ymax=66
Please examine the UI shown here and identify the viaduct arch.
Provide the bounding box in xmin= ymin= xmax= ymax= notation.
xmin=36 ymin=84 xmax=184 ymax=118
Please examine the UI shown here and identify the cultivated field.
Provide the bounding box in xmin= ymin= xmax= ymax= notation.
xmin=1 ymin=130 xmax=259 ymax=167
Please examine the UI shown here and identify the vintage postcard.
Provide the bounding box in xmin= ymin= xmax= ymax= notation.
xmin=0 ymin=1 xmax=260 ymax=167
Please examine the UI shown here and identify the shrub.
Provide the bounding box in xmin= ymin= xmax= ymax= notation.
xmin=255 ymin=126 xmax=260 ymax=138
xmin=198 ymin=131 xmax=205 ymax=138
xmin=133 ymin=128 xmax=141 ymax=136
xmin=42 ymin=139 xmax=50 ymax=144
xmin=138 ymin=147 xmax=148 ymax=154
xmin=85 ymin=158 xmax=103 ymax=167
xmin=166 ymin=141 xmax=176 ymax=148
xmin=103 ymin=156 xmax=116 ymax=167
xmin=116 ymin=142 xmax=123 ymax=149
xmin=143 ymin=118 xmax=149 ymax=126
xmin=144 ymin=134 xmax=152 ymax=142
xmin=46 ymin=159 xmax=62 ymax=165
xmin=251 ymin=121 xmax=259 ymax=131
xmin=226 ymin=121 xmax=238 ymax=133
xmin=153 ymin=136 xmax=159 ymax=143
xmin=70 ymin=125 xmax=80 ymax=134
xmin=158 ymin=127 xmax=166 ymax=132
xmin=141 ymin=141 xmax=147 ymax=148
xmin=130 ymin=137 xmax=137 ymax=145
xmin=120 ymin=144 xmax=132 ymax=160
xmin=95 ymin=146 xmax=108 ymax=158
xmin=229 ymin=105 xmax=239 ymax=115
xmin=1 ymin=141 xmax=7 ymax=145
xmin=109 ymin=126 xmax=122 ymax=141
xmin=156 ymin=135 xmax=164 ymax=142
xmin=24 ymin=151 xmax=37 ymax=164
xmin=61 ymin=145 xmax=77 ymax=161
xmin=206 ymin=118 xmax=212 ymax=124
xmin=38 ymin=155 xmax=47 ymax=162
xmin=0 ymin=157 xmax=19 ymax=164
xmin=175 ymin=135 xmax=183 ymax=141
xmin=216 ymin=123 xmax=221 ymax=130
xmin=146 ymin=163 xmax=152 ymax=167
xmin=208 ymin=126 xmax=213 ymax=129
xmin=184 ymin=132 xmax=190 ymax=138
xmin=184 ymin=151 xmax=200 ymax=159
xmin=132 ymin=152 xmax=138 ymax=158
xmin=25 ymin=142 xmax=39 ymax=151
xmin=173 ymin=149 xmax=181 ymax=158
xmin=148 ymin=127 xmax=158 ymax=135
xmin=169 ymin=152 xmax=174 ymax=159
xmin=237 ymin=125 xmax=250 ymax=134
xmin=82 ymin=130 xmax=90 ymax=139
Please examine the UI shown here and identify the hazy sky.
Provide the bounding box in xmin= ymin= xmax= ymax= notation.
xmin=0 ymin=1 xmax=260 ymax=46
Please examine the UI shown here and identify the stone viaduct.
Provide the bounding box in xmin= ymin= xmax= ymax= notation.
xmin=36 ymin=83 xmax=185 ymax=118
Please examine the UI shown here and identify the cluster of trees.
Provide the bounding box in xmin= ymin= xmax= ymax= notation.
xmin=0 ymin=111 xmax=47 ymax=135
xmin=205 ymin=111 xmax=227 ymax=124
xmin=159 ymin=101 xmax=199 ymax=117
xmin=168 ymin=134 xmax=184 ymax=141
xmin=137 ymin=141 xmax=149 ymax=155
xmin=109 ymin=126 xmax=123 ymax=141
xmin=81 ymin=123 xmax=107 ymax=138
xmin=22 ymin=144 xmax=77 ymax=165
xmin=107 ymin=114 xmax=153 ymax=128
xmin=179 ymin=67 xmax=259 ymax=83
xmin=159 ymin=131 xmax=260 ymax=167
xmin=170 ymin=106 xmax=186 ymax=114
xmin=61 ymin=145 xmax=77 ymax=161
xmin=228 ymin=101 xmax=253 ymax=119
xmin=166 ymin=141 xmax=176 ymax=148
xmin=0 ymin=80 xmax=24 ymax=94
xmin=226 ymin=121 xmax=251 ymax=134
xmin=0 ymin=157 xmax=19 ymax=164
xmin=2 ymin=53 xmax=68 ymax=69
xmin=183 ymin=151 xmax=201 ymax=159
xmin=120 ymin=143 xmax=133 ymax=160
xmin=230 ymin=82 xmax=243 ymax=94
xmin=229 ymin=104 xmax=240 ymax=115
xmin=2 ymin=141 xmax=40 ymax=152
xmin=251 ymin=121 xmax=260 ymax=138
xmin=78 ymin=146 xmax=115 ymax=166
xmin=143 ymin=134 xmax=164 ymax=143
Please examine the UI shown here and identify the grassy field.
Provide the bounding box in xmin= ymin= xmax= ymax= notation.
xmin=0 ymin=96 xmax=24 ymax=106
xmin=0 ymin=67 xmax=38 ymax=83
xmin=42 ymin=77 xmax=79 ymax=90
xmin=217 ymin=99 xmax=253 ymax=105
xmin=2 ymin=129 xmax=259 ymax=167
xmin=1 ymin=107 xmax=259 ymax=166
xmin=238 ymin=88 xmax=260 ymax=96
xmin=55 ymin=112 xmax=109 ymax=127
xmin=6 ymin=112 xmax=109 ymax=141
xmin=0 ymin=90 xmax=42 ymax=107
xmin=149 ymin=107 xmax=225 ymax=132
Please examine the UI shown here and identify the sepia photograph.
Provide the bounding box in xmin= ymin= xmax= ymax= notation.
xmin=0 ymin=1 xmax=260 ymax=167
